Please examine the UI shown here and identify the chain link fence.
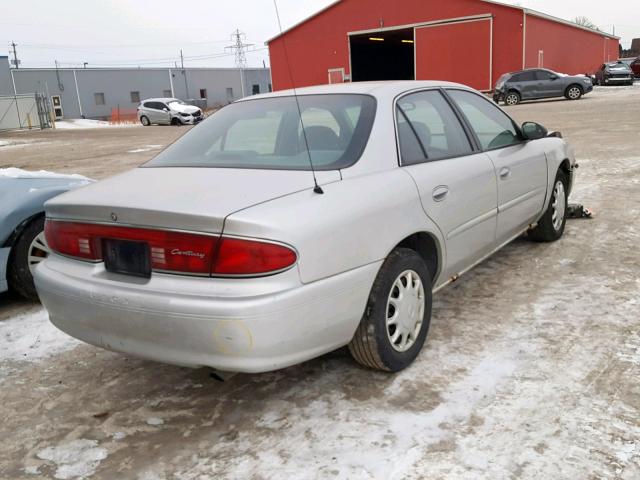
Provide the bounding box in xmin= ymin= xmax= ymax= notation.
xmin=0 ymin=94 xmax=51 ymax=132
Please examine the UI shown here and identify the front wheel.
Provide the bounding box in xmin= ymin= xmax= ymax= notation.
xmin=529 ymin=170 xmax=568 ymax=242
xmin=349 ymin=248 xmax=432 ymax=372
xmin=565 ymin=85 xmax=583 ymax=100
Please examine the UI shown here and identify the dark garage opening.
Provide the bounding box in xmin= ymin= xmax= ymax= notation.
xmin=349 ymin=28 xmax=415 ymax=82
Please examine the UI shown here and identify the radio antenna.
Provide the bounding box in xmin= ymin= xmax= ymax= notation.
xmin=272 ymin=0 xmax=324 ymax=194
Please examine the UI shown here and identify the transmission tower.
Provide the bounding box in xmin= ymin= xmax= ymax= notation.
xmin=225 ymin=29 xmax=253 ymax=69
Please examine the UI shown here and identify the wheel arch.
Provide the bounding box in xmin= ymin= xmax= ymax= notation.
xmin=2 ymin=212 xmax=45 ymax=249
xmin=393 ymin=231 xmax=442 ymax=283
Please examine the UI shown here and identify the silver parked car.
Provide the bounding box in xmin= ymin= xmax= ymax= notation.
xmin=493 ymin=68 xmax=593 ymax=106
xmin=36 ymin=81 xmax=576 ymax=373
xmin=137 ymin=98 xmax=203 ymax=126
xmin=0 ymin=169 xmax=91 ymax=299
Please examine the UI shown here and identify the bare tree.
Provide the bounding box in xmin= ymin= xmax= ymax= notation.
xmin=574 ymin=16 xmax=600 ymax=31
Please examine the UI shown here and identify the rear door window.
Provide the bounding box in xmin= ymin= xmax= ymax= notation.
xmin=447 ymin=89 xmax=522 ymax=151
xmin=396 ymin=90 xmax=473 ymax=165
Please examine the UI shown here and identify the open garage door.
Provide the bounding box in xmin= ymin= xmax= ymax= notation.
xmin=415 ymin=17 xmax=493 ymax=91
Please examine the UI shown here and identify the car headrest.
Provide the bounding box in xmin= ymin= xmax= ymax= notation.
xmin=300 ymin=126 xmax=341 ymax=151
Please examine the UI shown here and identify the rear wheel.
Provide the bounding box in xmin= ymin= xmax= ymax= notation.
xmin=140 ymin=115 xmax=150 ymax=126
xmin=348 ymin=248 xmax=432 ymax=372
xmin=565 ymin=85 xmax=583 ymax=100
xmin=7 ymin=216 xmax=50 ymax=300
xmin=504 ymin=91 xmax=521 ymax=106
xmin=529 ymin=170 xmax=568 ymax=242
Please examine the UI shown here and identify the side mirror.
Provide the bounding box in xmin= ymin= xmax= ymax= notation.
xmin=163 ymin=108 xmax=169 ymax=112
xmin=549 ymin=75 xmax=558 ymax=81
xmin=522 ymin=122 xmax=548 ymax=141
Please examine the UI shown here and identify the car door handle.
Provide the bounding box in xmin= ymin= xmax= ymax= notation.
xmin=499 ymin=167 xmax=512 ymax=179
xmin=432 ymin=186 xmax=449 ymax=202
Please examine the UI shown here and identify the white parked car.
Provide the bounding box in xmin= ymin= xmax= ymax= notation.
xmin=36 ymin=81 xmax=576 ymax=373
xmin=137 ymin=98 xmax=203 ymax=126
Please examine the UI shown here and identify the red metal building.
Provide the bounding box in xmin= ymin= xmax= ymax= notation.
xmin=267 ymin=0 xmax=619 ymax=92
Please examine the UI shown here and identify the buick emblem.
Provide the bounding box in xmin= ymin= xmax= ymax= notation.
xmin=110 ymin=212 xmax=118 ymax=222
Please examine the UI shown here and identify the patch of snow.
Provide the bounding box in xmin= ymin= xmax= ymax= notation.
xmin=127 ymin=145 xmax=164 ymax=154
xmin=37 ymin=439 xmax=108 ymax=480
xmin=55 ymin=119 xmax=140 ymax=130
xmin=24 ymin=465 xmax=40 ymax=475
xmin=0 ymin=167 xmax=91 ymax=181
xmin=146 ymin=417 xmax=164 ymax=426
xmin=0 ymin=308 xmax=80 ymax=363
xmin=112 ymin=432 xmax=127 ymax=441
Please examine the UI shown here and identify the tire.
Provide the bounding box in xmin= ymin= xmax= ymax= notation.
xmin=140 ymin=115 xmax=150 ymax=126
xmin=528 ymin=170 xmax=568 ymax=243
xmin=7 ymin=216 xmax=50 ymax=300
xmin=348 ymin=248 xmax=433 ymax=372
xmin=565 ymin=85 xmax=583 ymax=100
xmin=504 ymin=91 xmax=521 ymax=106
xmin=171 ymin=117 xmax=182 ymax=126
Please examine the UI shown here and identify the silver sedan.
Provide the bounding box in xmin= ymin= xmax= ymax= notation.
xmin=35 ymin=81 xmax=576 ymax=373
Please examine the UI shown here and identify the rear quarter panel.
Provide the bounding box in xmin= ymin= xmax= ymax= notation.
xmin=222 ymin=169 xmax=446 ymax=286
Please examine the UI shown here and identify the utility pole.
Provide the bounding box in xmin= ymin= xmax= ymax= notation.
xmin=10 ymin=41 xmax=19 ymax=68
xmin=180 ymin=49 xmax=190 ymax=99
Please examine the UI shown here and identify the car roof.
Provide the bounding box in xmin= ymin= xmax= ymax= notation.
xmin=238 ymin=81 xmax=474 ymax=101
xmin=141 ymin=98 xmax=180 ymax=103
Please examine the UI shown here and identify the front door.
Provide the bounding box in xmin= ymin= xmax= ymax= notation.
xmin=446 ymin=89 xmax=548 ymax=244
xmin=396 ymin=89 xmax=498 ymax=278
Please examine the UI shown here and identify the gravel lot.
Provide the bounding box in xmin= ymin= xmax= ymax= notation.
xmin=1 ymin=85 xmax=639 ymax=479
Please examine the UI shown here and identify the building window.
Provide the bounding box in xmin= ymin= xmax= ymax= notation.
xmin=268 ymin=84 xmax=273 ymax=92
xmin=199 ymin=89 xmax=208 ymax=99
xmin=94 ymin=93 xmax=105 ymax=105
xmin=252 ymin=84 xmax=260 ymax=95
xmin=162 ymin=89 xmax=172 ymax=98
xmin=130 ymin=91 xmax=140 ymax=103
xmin=226 ymin=87 xmax=234 ymax=100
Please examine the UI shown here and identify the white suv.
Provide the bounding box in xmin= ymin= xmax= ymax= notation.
xmin=137 ymin=98 xmax=203 ymax=126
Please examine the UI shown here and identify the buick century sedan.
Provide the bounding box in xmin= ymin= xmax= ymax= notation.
xmin=36 ymin=81 xmax=576 ymax=373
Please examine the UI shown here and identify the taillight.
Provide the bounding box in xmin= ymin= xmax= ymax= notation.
xmin=212 ymin=237 xmax=297 ymax=276
xmin=44 ymin=220 xmax=297 ymax=276
xmin=45 ymin=220 xmax=217 ymax=274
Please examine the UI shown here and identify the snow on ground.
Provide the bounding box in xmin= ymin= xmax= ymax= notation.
xmin=0 ymin=167 xmax=91 ymax=181
xmin=55 ymin=119 xmax=140 ymax=130
xmin=36 ymin=439 xmax=108 ymax=480
xmin=0 ymin=308 xmax=80 ymax=364
xmin=127 ymin=144 xmax=164 ymax=154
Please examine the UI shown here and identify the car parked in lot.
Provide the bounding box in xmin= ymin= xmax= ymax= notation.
xmin=137 ymin=98 xmax=203 ymax=126
xmin=493 ymin=68 xmax=593 ymax=106
xmin=594 ymin=61 xmax=635 ymax=86
xmin=36 ymin=81 xmax=576 ymax=373
xmin=0 ymin=169 xmax=91 ymax=300
xmin=630 ymin=57 xmax=640 ymax=79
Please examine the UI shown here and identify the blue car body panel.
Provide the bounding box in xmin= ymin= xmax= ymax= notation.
xmin=0 ymin=175 xmax=92 ymax=294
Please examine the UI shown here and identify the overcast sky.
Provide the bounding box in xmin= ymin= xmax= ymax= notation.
xmin=1 ymin=0 xmax=638 ymax=69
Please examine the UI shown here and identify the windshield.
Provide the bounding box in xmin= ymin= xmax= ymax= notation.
xmin=607 ymin=64 xmax=630 ymax=71
xmin=145 ymin=94 xmax=376 ymax=171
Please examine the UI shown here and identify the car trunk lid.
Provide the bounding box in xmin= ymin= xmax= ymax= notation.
xmin=44 ymin=167 xmax=341 ymax=233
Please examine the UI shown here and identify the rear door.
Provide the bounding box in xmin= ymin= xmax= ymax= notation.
xmin=447 ymin=89 xmax=547 ymax=244
xmin=396 ymin=89 xmax=497 ymax=278
xmin=511 ymin=71 xmax=538 ymax=99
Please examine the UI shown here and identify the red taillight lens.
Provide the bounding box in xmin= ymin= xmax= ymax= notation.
xmin=44 ymin=220 xmax=297 ymax=277
xmin=212 ymin=237 xmax=297 ymax=275
xmin=45 ymin=220 xmax=218 ymax=274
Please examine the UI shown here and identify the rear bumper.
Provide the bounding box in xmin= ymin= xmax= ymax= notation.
xmin=603 ymin=77 xmax=633 ymax=84
xmin=0 ymin=247 xmax=9 ymax=293
xmin=35 ymin=254 xmax=379 ymax=373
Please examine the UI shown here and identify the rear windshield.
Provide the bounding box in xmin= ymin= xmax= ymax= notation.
xmin=145 ymin=94 xmax=376 ymax=171
xmin=607 ymin=64 xmax=630 ymax=71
